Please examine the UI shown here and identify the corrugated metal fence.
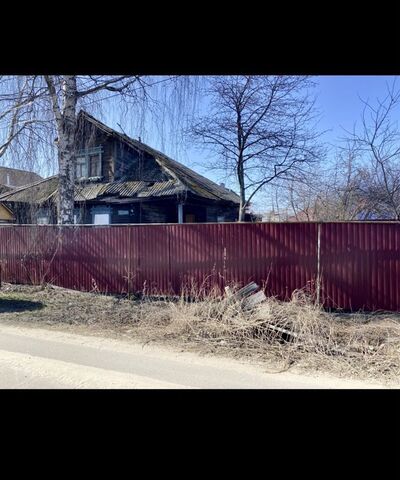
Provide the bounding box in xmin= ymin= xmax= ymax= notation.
xmin=0 ymin=222 xmax=399 ymax=311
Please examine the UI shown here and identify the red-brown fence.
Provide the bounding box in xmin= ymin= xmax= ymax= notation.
xmin=0 ymin=222 xmax=399 ymax=311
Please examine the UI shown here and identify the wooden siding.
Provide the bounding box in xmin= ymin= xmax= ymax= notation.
xmin=77 ymin=120 xmax=172 ymax=184
xmin=206 ymin=204 xmax=238 ymax=222
xmin=114 ymin=143 xmax=170 ymax=182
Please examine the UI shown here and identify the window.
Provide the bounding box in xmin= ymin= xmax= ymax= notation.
xmin=76 ymin=156 xmax=88 ymax=179
xmin=217 ymin=215 xmax=225 ymax=223
xmin=37 ymin=208 xmax=50 ymax=224
xmin=91 ymin=206 xmax=110 ymax=225
xmin=75 ymin=147 xmax=102 ymax=179
xmin=89 ymin=154 xmax=101 ymax=177
xmin=93 ymin=213 xmax=110 ymax=225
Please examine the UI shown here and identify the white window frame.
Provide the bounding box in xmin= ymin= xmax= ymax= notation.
xmin=93 ymin=213 xmax=110 ymax=225
xmin=90 ymin=206 xmax=111 ymax=225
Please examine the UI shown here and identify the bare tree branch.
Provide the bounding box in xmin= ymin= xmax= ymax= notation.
xmin=190 ymin=75 xmax=322 ymax=220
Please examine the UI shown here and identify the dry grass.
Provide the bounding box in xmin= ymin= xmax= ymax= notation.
xmin=132 ymin=287 xmax=400 ymax=383
xmin=1 ymin=282 xmax=400 ymax=384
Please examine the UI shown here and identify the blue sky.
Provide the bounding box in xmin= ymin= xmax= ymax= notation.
xmin=98 ymin=75 xmax=399 ymax=212
xmin=141 ymin=75 xmax=399 ymax=165
xmin=314 ymin=75 xmax=398 ymax=147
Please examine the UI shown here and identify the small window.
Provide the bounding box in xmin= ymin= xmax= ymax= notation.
xmin=75 ymin=147 xmax=103 ymax=179
xmin=37 ymin=208 xmax=50 ymax=224
xmin=93 ymin=213 xmax=110 ymax=225
xmin=76 ymin=156 xmax=88 ymax=178
xmin=118 ymin=210 xmax=129 ymax=216
xmin=89 ymin=154 xmax=101 ymax=177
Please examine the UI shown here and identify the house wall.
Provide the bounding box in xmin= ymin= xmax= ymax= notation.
xmin=0 ymin=203 xmax=14 ymax=222
xmin=77 ymin=120 xmax=171 ymax=183
xmin=206 ymin=204 xmax=238 ymax=222
xmin=6 ymin=202 xmax=57 ymax=224
xmin=74 ymin=201 xmax=178 ymax=225
xmin=114 ymin=143 xmax=170 ymax=182
xmin=7 ymin=198 xmax=237 ymax=225
xmin=140 ymin=202 xmax=177 ymax=223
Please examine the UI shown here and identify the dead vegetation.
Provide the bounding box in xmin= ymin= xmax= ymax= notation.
xmin=1 ymin=281 xmax=400 ymax=385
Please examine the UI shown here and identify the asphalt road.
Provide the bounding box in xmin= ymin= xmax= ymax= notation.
xmin=0 ymin=324 xmax=387 ymax=389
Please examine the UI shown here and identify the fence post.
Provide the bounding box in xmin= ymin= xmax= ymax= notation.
xmin=316 ymin=222 xmax=321 ymax=305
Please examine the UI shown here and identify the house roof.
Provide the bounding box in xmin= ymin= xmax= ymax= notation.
xmin=0 ymin=184 xmax=12 ymax=196
xmin=78 ymin=111 xmax=239 ymax=204
xmin=0 ymin=176 xmax=189 ymax=205
xmin=0 ymin=166 xmax=42 ymax=188
xmin=74 ymin=179 xmax=185 ymax=201
xmin=0 ymin=176 xmax=59 ymax=204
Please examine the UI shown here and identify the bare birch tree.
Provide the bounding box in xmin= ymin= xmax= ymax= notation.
xmin=190 ymin=76 xmax=322 ymax=221
xmin=0 ymin=75 xmax=195 ymax=224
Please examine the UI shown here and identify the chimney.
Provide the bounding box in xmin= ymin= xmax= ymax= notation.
xmin=219 ymin=182 xmax=225 ymax=188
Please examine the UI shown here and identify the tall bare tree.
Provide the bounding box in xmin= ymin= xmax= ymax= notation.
xmin=0 ymin=75 xmax=194 ymax=224
xmin=345 ymin=81 xmax=400 ymax=219
xmin=190 ymin=76 xmax=322 ymax=221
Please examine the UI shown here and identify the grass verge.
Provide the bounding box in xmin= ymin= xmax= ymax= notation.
xmin=1 ymin=282 xmax=399 ymax=385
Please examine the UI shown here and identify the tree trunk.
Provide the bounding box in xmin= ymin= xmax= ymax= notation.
xmin=56 ymin=76 xmax=77 ymax=225
xmin=237 ymin=153 xmax=246 ymax=222
xmin=238 ymin=196 xmax=246 ymax=221
xmin=57 ymin=134 xmax=76 ymax=224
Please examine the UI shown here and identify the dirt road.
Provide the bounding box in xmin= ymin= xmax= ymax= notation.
xmin=0 ymin=323 xmax=388 ymax=389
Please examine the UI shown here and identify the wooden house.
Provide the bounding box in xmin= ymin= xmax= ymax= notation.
xmin=0 ymin=111 xmax=240 ymax=224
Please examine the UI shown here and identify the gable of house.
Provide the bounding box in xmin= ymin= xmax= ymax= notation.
xmin=74 ymin=113 xmax=170 ymax=184
xmin=75 ymin=111 xmax=239 ymax=204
